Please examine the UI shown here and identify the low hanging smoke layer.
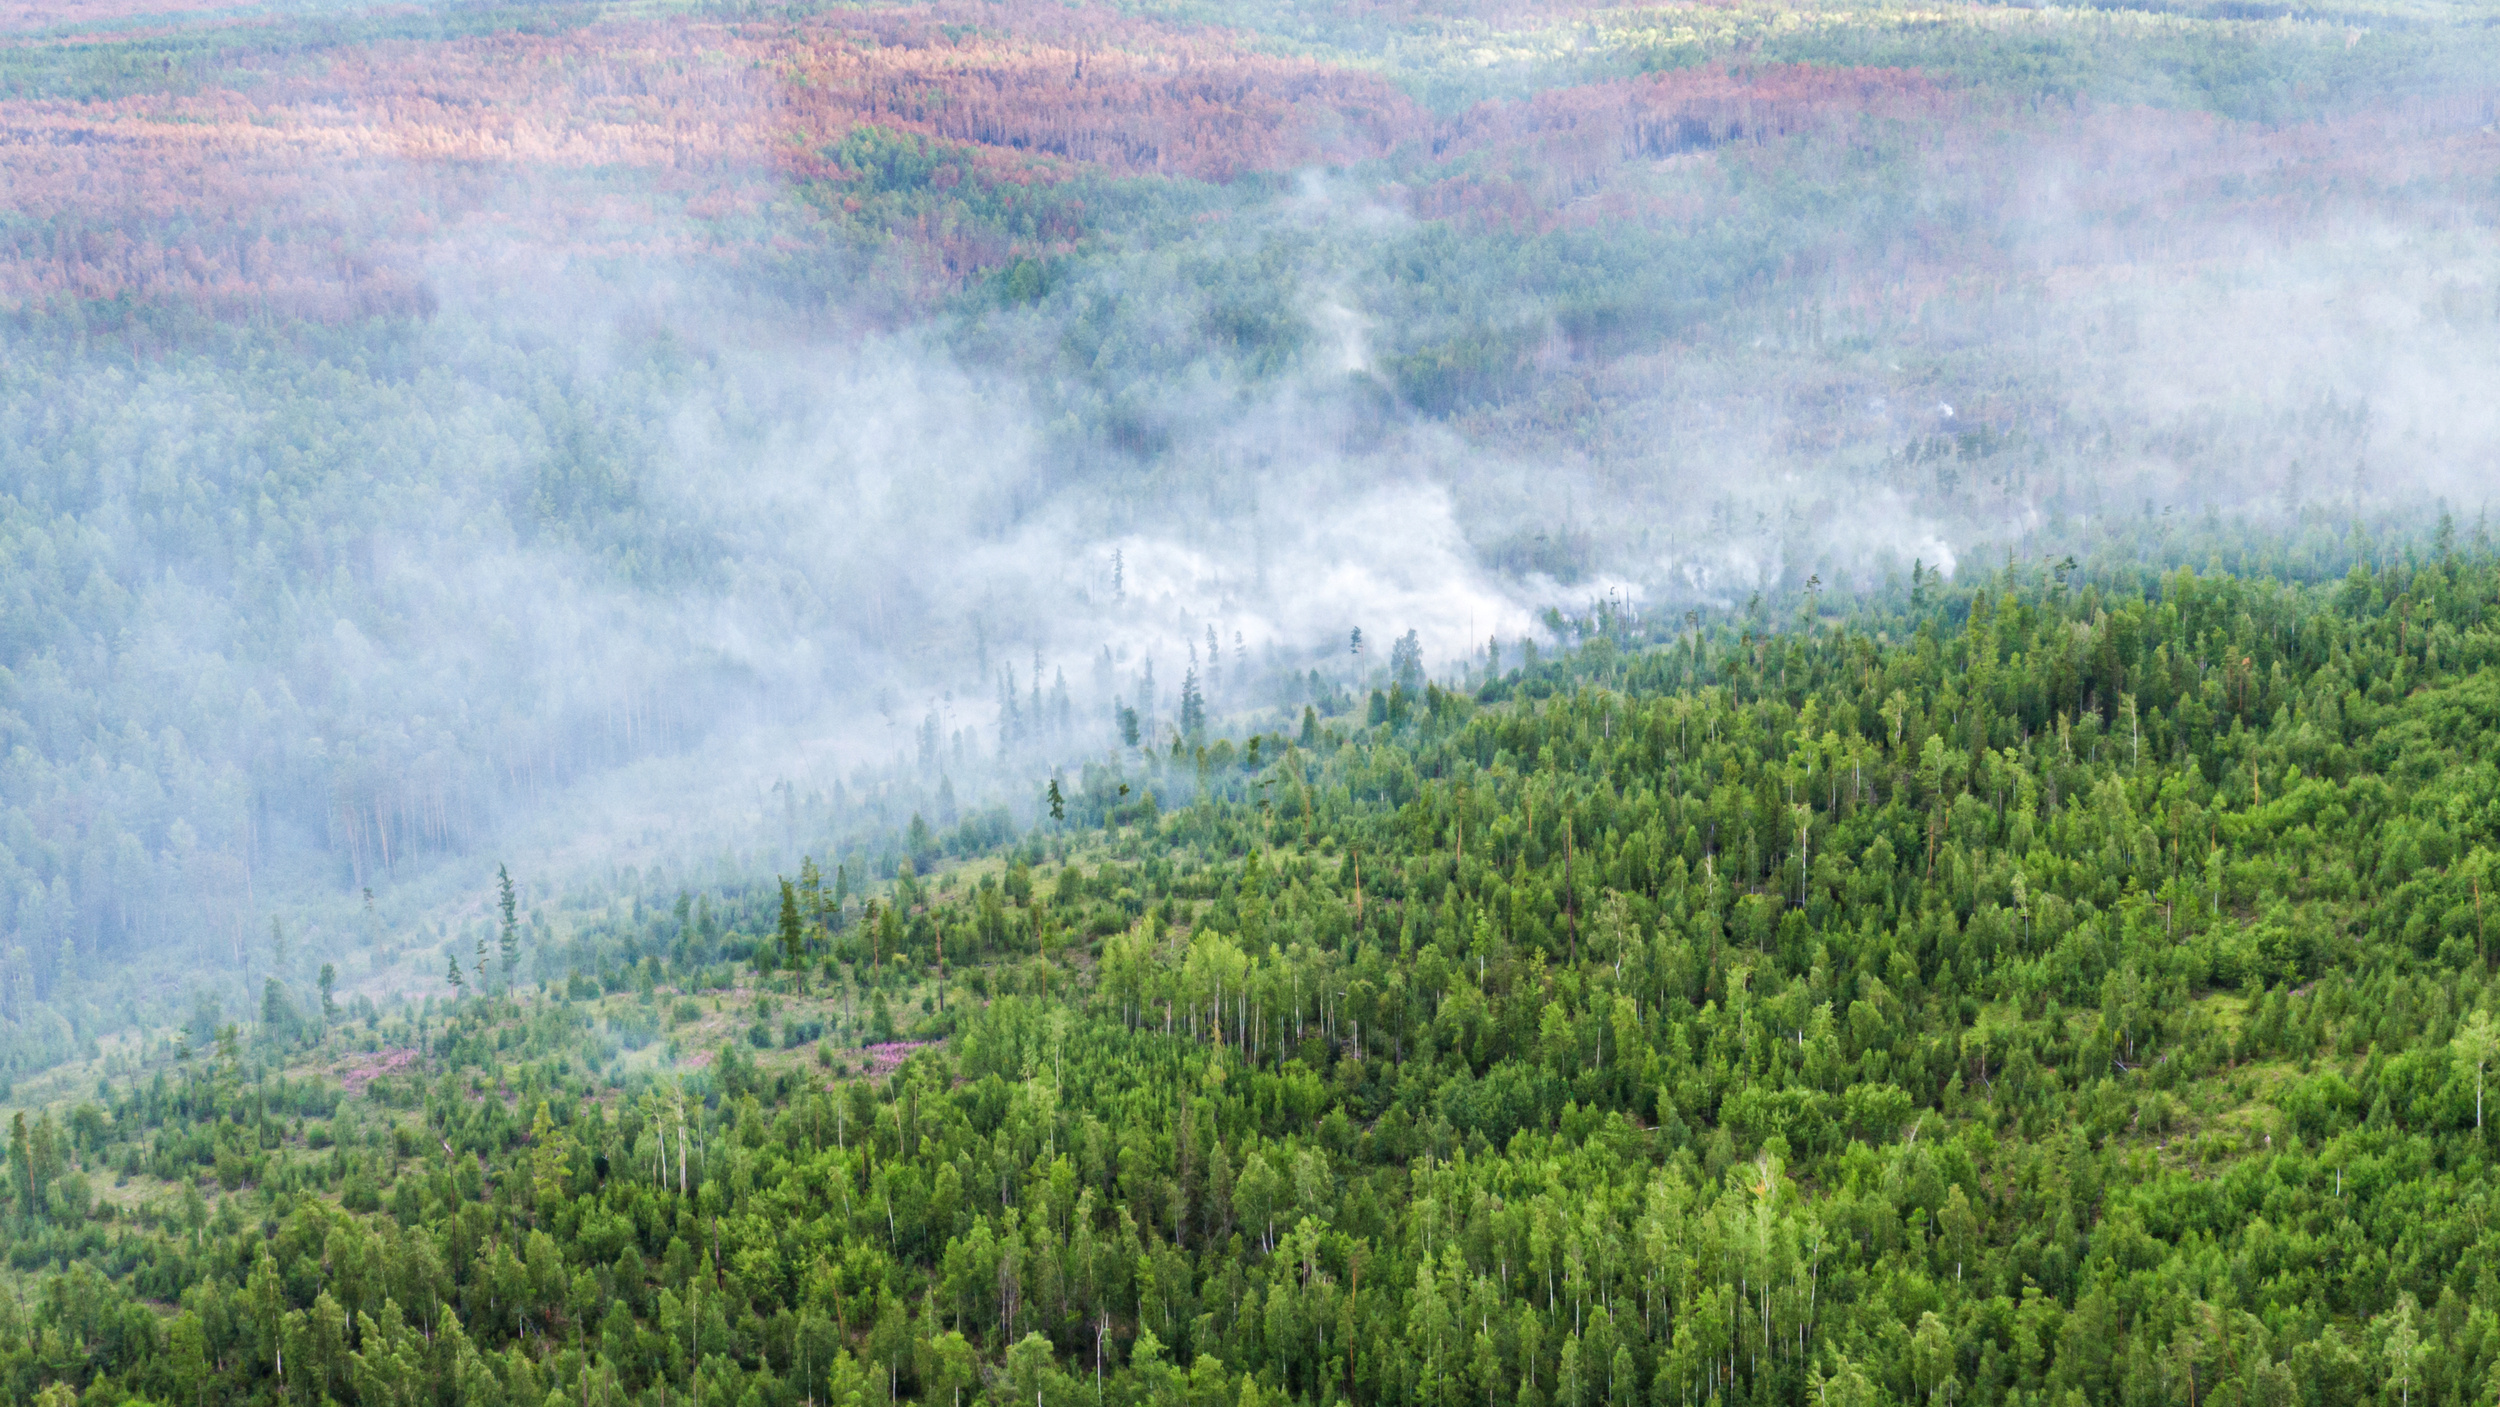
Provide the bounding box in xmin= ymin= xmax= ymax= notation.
xmin=0 ymin=0 xmax=2493 ymax=1037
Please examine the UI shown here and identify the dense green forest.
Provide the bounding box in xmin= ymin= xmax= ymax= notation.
xmin=2 ymin=1 xmax=2497 ymax=1402
xmin=1 ymin=541 xmax=2498 ymax=1405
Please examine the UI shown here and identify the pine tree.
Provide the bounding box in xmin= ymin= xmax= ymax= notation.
xmin=1180 ymin=667 xmax=1206 ymax=740
xmin=497 ymin=864 xmax=520 ymax=982
xmin=778 ymin=878 xmax=807 ymax=980
xmin=800 ymin=855 xmax=829 ymax=942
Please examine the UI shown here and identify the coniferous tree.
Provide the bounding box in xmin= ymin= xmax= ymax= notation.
xmin=778 ymin=877 xmax=807 ymax=988
xmin=1179 ymin=667 xmax=1206 ymax=741
xmin=498 ymin=864 xmax=521 ymax=982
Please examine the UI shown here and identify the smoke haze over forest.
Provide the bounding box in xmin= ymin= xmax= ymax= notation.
xmin=16 ymin=10 xmax=2500 ymax=1407
xmin=0 ymin=0 xmax=2494 ymax=1052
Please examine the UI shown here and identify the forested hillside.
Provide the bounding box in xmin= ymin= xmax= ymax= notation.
xmin=1 ymin=0 xmax=2494 ymax=1088
xmin=0 ymin=543 xmax=2497 ymax=1405
xmin=0 ymin=2 xmax=2497 ymax=1402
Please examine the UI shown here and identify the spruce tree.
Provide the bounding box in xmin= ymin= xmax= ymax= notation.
xmin=778 ymin=878 xmax=807 ymax=984
xmin=497 ymin=864 xmax=520 ymax=982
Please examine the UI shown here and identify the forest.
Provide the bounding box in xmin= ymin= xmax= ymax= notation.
xmin=0 ymin=539 xmax=2497 ymax=1406
xmin=0 ymin=0 xmax=2491 ymax=1060
xmin=0 ymin=0 xmax=2497 ymax=1401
